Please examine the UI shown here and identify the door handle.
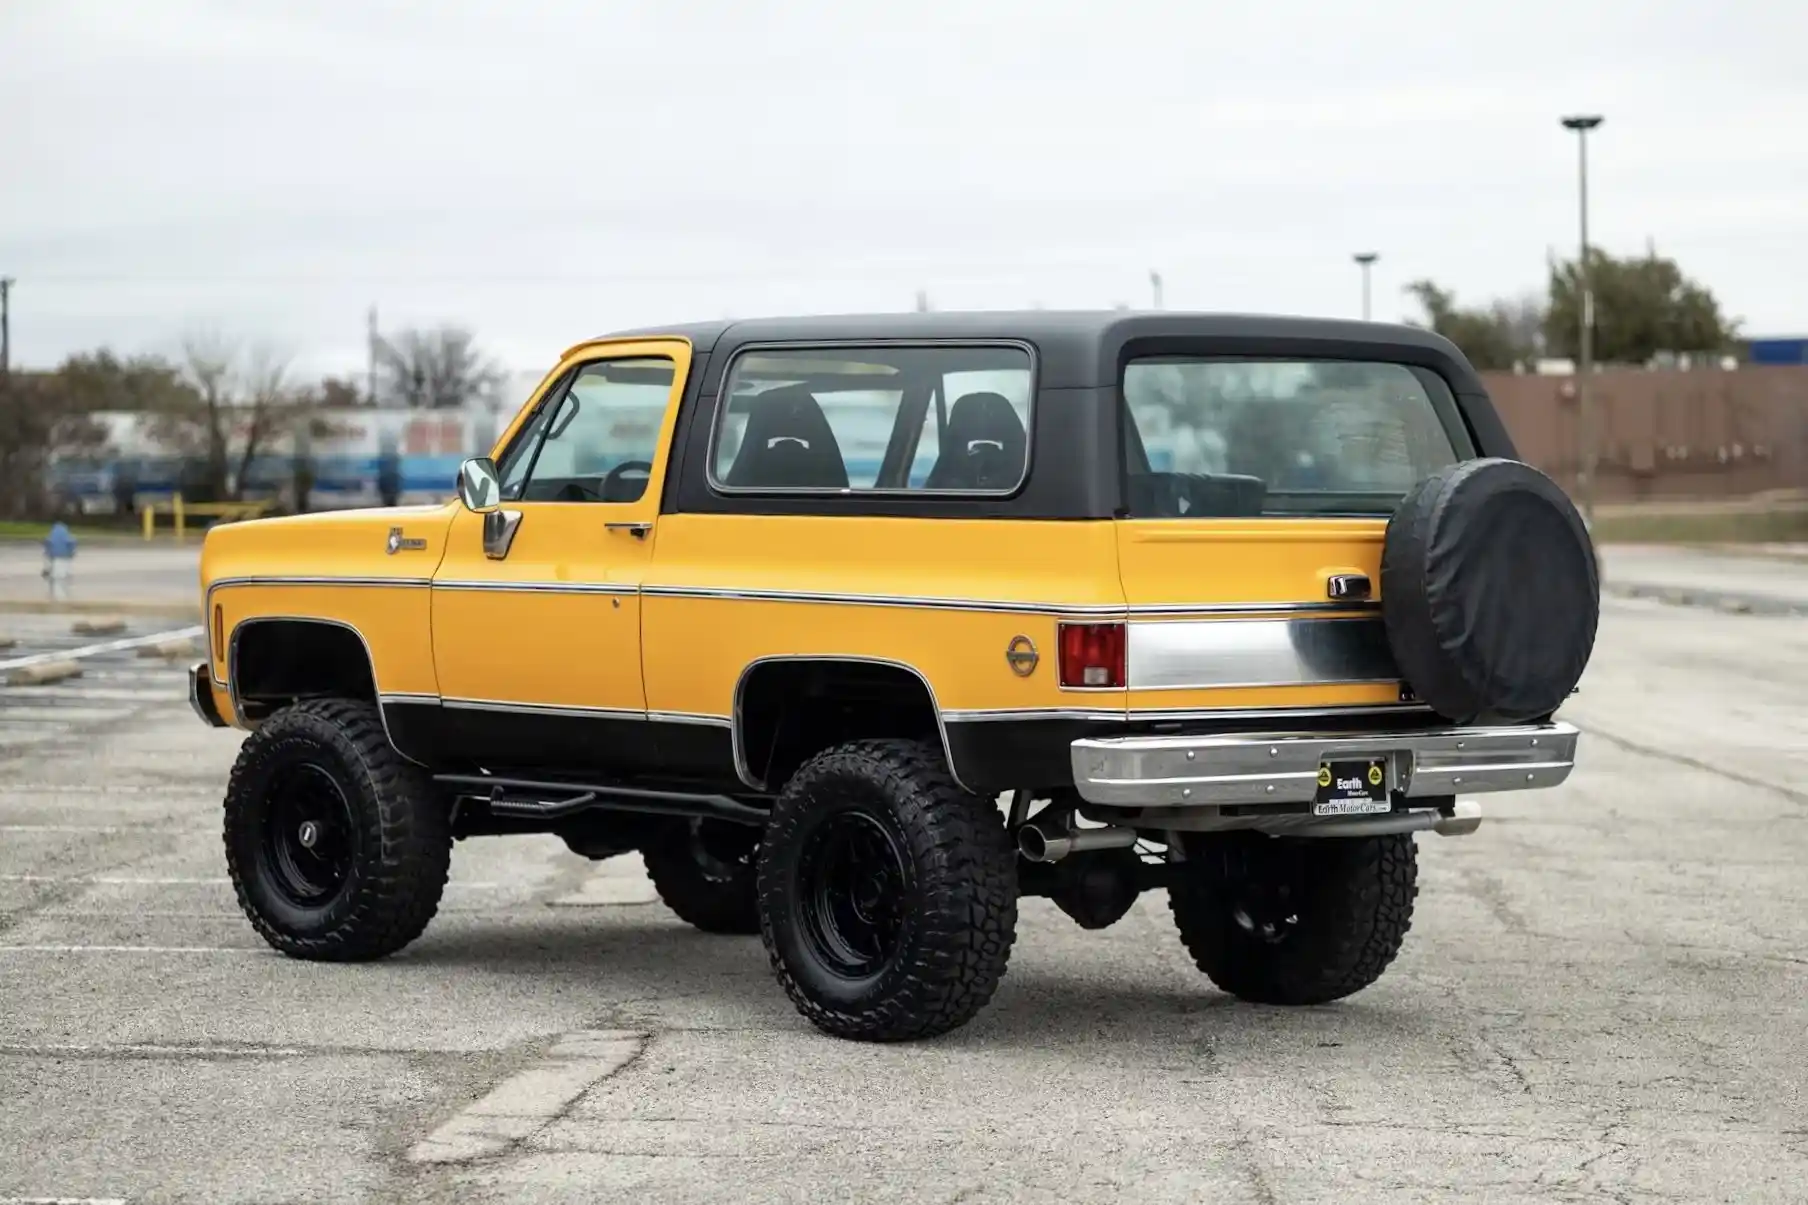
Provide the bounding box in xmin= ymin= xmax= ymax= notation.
xmin=605 ymin=521 xmax=652 ymax=538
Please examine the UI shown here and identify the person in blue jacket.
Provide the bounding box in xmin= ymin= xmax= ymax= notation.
xmin=42 ymin=521 xmax=76 ymax=600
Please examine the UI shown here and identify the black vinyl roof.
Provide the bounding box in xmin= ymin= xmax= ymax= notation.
xmin=596 ymin=309 xmax=1484 ymax=393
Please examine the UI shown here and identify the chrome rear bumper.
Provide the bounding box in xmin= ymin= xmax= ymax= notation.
xmin=1070 ymin=721 xmax=1579 ymax=808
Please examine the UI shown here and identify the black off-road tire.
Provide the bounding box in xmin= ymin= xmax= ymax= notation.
xmin=222 ymin=697 xmax=452 ymax=961
xmin=642 ymin=818 xmax=762 ymax=935
xmin=1169 ymin=830 xmax=1418 ymax=1006
xmin=755 ymin=739 xmax=1018 ymax=1042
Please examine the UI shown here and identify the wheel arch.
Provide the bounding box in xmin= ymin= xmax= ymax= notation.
xmin=730 ymin=655 xmax=973 ymax=795
xmin=227 ymin=616 xmax=422 ymax=765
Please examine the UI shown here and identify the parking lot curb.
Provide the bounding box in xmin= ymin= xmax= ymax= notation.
xmin=6 ymin=658 xmax=84 ymax=686
xmin=1603 ymin=581 xmax=1808 ymax=618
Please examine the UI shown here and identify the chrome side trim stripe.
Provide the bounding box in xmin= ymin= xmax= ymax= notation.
xmin=382 ymin=695 xmax=735 ymax=728
xmin=203 ymin=573 xmax=1378 ymax=620
xmin=440 ymin=697 xmax=648 ymax=721
xmin=647 ymin=710 xmax=735 ymax=728
xmin=209 ymin=575 xmax=433 ymax=593
xmin=1126 ymin=617 xmax=1399 ymax=691
xmin=644 ymin=583 xmax=1126 ymax=616
xmin=433 ymin=580 xmax=638 ymax=596
xmin=941 ymin=702 xmax=1432 ymax=724
xmin=942 ymin=708 xmax=1127 ymax=723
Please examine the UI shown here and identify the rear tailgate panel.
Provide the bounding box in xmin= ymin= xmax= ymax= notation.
xmin=1115 ymin=517 xmax=1408 ymax=716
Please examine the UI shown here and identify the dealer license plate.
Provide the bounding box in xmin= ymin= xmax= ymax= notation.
xmin=1312 ymin=758 xmax=1391 ymax=816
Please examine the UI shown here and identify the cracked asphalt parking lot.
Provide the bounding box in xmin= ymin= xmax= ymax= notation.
xmin=2 ymin=585 xmax=1806 ymax=1203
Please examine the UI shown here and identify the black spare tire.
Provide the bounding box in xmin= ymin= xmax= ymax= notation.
xmin=1380 ymin=457 xmax=1599 ymax=726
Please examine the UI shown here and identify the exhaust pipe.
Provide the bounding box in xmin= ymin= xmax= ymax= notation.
xmin=1018 ymin=819 xmax=1139 ymax=863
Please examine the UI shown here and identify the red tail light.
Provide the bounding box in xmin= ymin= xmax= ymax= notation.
xmin=1057 ymin=622 xmax=1125 ymax=688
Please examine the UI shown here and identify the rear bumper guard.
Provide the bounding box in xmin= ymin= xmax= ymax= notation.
xmin=1070 ymin=721 xmax=1580 ymax=808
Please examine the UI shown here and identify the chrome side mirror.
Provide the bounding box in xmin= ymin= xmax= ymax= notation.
xmin=456 ymin=457 xmax=502 ymax=513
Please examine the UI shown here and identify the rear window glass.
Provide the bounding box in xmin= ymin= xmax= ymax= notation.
xmin=1121 ymin=357 xmax=1470 ymax=517
xmin=710 ymin=345 xmax=1032 ymax=494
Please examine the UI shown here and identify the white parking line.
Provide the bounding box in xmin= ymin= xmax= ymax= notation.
xmin=0 ymin=945 xmax=263 ymax=954
xmin=0 ymin=1197 xmax=129 ymax=1204
xmin=0 ymin=626 xmax=203 ymax=672
xmin=0 ymin=825 xmax=125 ymax=833
xmin=407 ymin=1030 xmax=646 ymax=1164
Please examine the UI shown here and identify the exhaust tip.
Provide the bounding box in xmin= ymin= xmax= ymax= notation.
xmin=1017 ymin=823 xmax=1055 ymax=862
xmin=1434 ymin=799 xmax=1483 ymax=837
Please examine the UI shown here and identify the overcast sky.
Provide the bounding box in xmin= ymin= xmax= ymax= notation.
xmin=4 ymin=0 xmax=1805 ymax=384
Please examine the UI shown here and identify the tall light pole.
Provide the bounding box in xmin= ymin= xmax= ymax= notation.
xmin=1562 ymin=114 xmax=1603 ymax=521
xmin=1352 ymin=252 xmax=1377 ymax=320
xmin=0 ymin=276 xmax=13 ymax=379
xmin=1149 ymin=270 xmax=1164 ymax=310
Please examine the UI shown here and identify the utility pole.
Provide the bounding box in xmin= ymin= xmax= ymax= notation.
xmin=1562 ymin=113 xmax=1604 ymax=522
xmin=1352 ymin=252 xmax=1378 ymax=321
xmin=915 ymin=290 xmax=930 ymax=313
xmin=0 ymin=276 xmax=13 ymax=379
xmin=1149 ymin=270 xmax=1164 ymax=310
xmin=366 ymin=304 xmax=379 ymax=405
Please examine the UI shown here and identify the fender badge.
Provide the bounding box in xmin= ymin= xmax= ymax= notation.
xmin=386 ymin=526 xmax=428 ymax=555
xmin=1005 ymin=635 xmax=1039 ymax=677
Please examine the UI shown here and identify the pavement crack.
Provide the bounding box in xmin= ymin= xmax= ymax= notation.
xmin=1570 ymin=719 xmax=1808 ymax=809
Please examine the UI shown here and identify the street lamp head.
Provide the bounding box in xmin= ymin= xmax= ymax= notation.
xmin=1353 ymin=252 xmax=1378 ymax=266
xmin=1561 ymin=115 xmax=1604 ymax=131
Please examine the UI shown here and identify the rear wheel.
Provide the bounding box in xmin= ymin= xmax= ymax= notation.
xmin=755 ymin=739 xmax=1018 ymax=1041
xmin=223 ymin=698 xmax=451 ymax=961
xmin=642 ymin=817 xmax=762 ymax=935
xmin=1168 ymin=830 xmax=1417 ymax=1005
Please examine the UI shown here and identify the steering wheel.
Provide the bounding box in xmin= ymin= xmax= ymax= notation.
xmin=601 ymin=460 xmax=653 ymax=501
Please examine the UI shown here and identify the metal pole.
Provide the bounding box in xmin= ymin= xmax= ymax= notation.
xmin=366 ymin=304 xmax=379 ymax=405
xmin=0 ymin=277 xmax=13 ymax=378
xmin=1149 ymin=270 xmax=1163 ymax=310
xmin=1562 ymin=114 xmax=1603 ymax=521
xmin=1352 ymin=253 xmax=1377 ymax=321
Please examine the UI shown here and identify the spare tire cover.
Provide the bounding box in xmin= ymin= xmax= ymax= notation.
xmin=1380 ymin=457 xmax=1599 ymax=725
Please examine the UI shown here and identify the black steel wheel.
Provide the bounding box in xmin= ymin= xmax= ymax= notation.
xmin=1169 ymin=830 xmax=1418 ymax=1006
xmin=795 ymin=811 xmax=908 ymax=978
xmin=223 ymin=698 xmax=451 ymax=961
xmin=642 ymin=817 xmax=762 ymax=935
xmin=756 ymin=739 xmax=1018 ymax=1042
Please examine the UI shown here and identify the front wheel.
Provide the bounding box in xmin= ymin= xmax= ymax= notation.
xmin=223 ymin=698 xmax=452 ymax=961
xmin=755 ymin=739 xmax=1018 ymax=1042
xmin=1168 ymin=830 xmax=1418 ymax=1005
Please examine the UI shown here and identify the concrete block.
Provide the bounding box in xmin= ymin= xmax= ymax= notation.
xmin=72 ymin=618 xmax=128 ymax=636
xmin=137 ymin=636 xmax=197 ymax=659
xmin=6 ymin=659 xmax=84 ymax=686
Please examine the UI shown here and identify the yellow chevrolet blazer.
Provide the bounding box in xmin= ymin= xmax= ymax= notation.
xmin=189 ymin=310 xmax=1597 ymax=1042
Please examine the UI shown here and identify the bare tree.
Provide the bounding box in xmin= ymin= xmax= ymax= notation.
xmin=373 ymin=325 xmax=507 ymax=410
xmin=151 ymin=334 xmax=311 ymax=502
xmin=0 ymin=372 xmax=108 ymax=518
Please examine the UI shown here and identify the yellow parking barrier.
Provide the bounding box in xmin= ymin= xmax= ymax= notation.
xmin=141 ymin=495 xmax=272 ymax=541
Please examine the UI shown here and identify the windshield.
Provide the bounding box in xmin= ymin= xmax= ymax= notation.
xmin=1120 ymin=357 xmax=1471 ymax=518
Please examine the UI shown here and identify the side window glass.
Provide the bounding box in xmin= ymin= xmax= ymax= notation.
xmin=710 ymin=345 xmax=1033 ymax=493
xmin=498 ymin=358 xmax=674 ymax=503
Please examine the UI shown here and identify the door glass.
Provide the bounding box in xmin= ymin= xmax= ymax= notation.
xmin=498 ymin=358 xmax=674 ymax=503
